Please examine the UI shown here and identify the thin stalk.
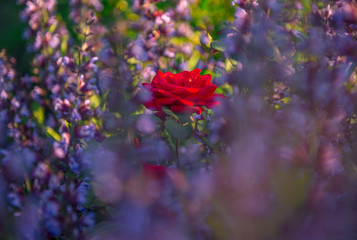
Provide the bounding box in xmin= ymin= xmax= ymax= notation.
xmin=194 ymin=118 xmax=198 ymax=132
xmin=176 ymin=138 xmax=180 ymax=169
xmin=77 ymin=33 xmax=87 ymax=93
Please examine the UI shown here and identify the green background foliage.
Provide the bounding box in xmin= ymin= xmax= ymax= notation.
xmin=0 ymin=0 xmax=234 ymax=74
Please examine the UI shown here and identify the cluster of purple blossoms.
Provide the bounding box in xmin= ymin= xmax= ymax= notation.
xmin=0 ymin=0 xmax=107 ymax=238
xmin=69 ymin=0 xmax=104 ymax=24
xmin=127 ymin=0 xmax=196 ymax=82
xmin=19 ymin=0 xmax=65 ymax=52
xmin=205 ymin=0 xmax=357 ymax=238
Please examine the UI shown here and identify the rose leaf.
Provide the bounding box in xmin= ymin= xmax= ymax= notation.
xmin=210 ymin=40 xmax=225 ymax=52
xmin=162 ymin=106 xmax=179 ymax=120
xmin=165 ymin=118 xmax=193 ymax=139
xmin=176 ymin=113 xmax=192 ymax=124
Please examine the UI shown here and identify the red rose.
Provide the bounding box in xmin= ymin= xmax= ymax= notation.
xmin=142 ymin=69 xmax=225 ymax=114
xmin=142 ymin=163 xmax=168 ymax=182
xmin=141 ymin=163 xmax=187 ymax=191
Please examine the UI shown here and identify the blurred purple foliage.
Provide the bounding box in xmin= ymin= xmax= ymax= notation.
xmin=0 ymin=0 xmax=357 ymax=239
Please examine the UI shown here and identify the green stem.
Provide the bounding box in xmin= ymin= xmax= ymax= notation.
xmin=194 ymin=118 xmax=198 ymax=132
xmin=176 ymin=138 xmax=180 ymax=169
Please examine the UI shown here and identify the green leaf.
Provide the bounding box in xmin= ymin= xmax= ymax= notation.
xmin=31 ymin=103 xmax=45 ymax=124
xmin=197 ymin=120 xmax=208 ymax=132
xmin=188 ymin=50 xmax=201 ymax=70
xmin=215 ymin=83 xmax=233 ymax=96
xmin=201 ymin=111 xmax=208 ymax=120
xmin=162 ymin=106 xmax=179 ymax=120
xmin=90 ymin=94 xmax=100 ymax=108
xmin=271 ymin=168 xmax=312 ymax=210
xmin=201 ymin=136 xmax=215 ymax=149
xmin=46 ymin=127 xmax=61 ymax=142
xmin=210 ymin=40 xmax=225 ymax=52
xmin=176 ymin=113 xmax=192 ymax=124
xmin=225 ymin=58 xmax=238 ymax=72
xmin=301 ymin=0 xmax=311 ymax=14
xmin=165 ymin=118 xmax=193 ymax=139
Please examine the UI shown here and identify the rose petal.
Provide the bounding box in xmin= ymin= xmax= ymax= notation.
xmin=189 ymin=85 xmax=217 ymax=101
xmin=214 ymin=93 xmax=226 ymax=99
xmin=164 ymin=72 xmax=176 ymax=84
xmin=154 ymin=110 xmax=166 ymax=120
xmin=142 ymin=83 xmax=154 ymax=92
xmin=144 ymin=100 xmax=159 ymax=111
xmin=152 ymin=70 xmax=166 ymax=87
xmin=190 ymin=68 xmax=201 ymax=81
xmin=174 ymin=98 xmax=194 ymax=106
xmin=205 ymin=101 xmax=219 ymax=108
xmin=191 ymin=74 xmax=212 ymax=88
xmin=202 ymin=94 xmax=226 ymax=108
xmin=170 ymin=87 xmax=200 ymax=97
xmin=170 ymin=105 xmax=202 ymax=114
xmin=142 ymin=163 xmax=168 ymax=181
xmin=153 ymin=91 xmax=194 ymax=107
xmin=179 ymin=71 xmax=191 ymax=78
xmin=155 ymin=81 xmax=184 ymax=90
xmin=180 ymin=70 xmax=200 ymax=87
xmin=153 ymin=89 xmax=179 ymax=99
xmin=174 ymin=73 xmax=187 ymax=86
xmin=155 ymin=98 xmax=176 ymax=106
xmin=155 ymin=82 xmax=200 ymax=95
xmin=204 ymin=93 xmax=226 ymax=102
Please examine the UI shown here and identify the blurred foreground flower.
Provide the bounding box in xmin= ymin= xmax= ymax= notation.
xmin=143 ymin=69 xmax=225 ymax=114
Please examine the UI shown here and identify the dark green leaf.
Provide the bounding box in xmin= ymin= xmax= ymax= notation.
xmin=162 ymin=106 xmax=179 ymax=120
xmin=177 ymin=113 xmax=192 ymax=124
xmin=31 ymin=102 xmax=45 ymax=124
xmin=210 ymin=40 xmax=225 ymax=52
xmin=165 ymin=118 xmax=193 ymax=139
